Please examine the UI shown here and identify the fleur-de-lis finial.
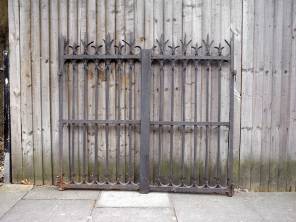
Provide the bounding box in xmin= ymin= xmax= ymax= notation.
xmin=168 ymin=42 xmax=180 ymax=55
xmin=156 ymin=34 xmax=169 ymax=55
xmin=115 ymin=40 xmax=125 ymax=55
xmin=214 ymin=43 xmax=224 ymax=56
xmin=191 ymin=43 xmax=202 ymax=56
xmin=91 ymin=44 xmax=103 ymax=55
xmin=123 ymin=33 xmax=140 ymax=55
xmin=180 ymin=34 xmax=192 ymax=55
xmin=81 ymin=40 xmax=94 ymax=54
xmin=202 ymin=34 xmax=214 ymax=55
xmin=69 ymin=42 xmax=80 ymax=55
xmin=103 ymin=33 xmax=114 ymax=54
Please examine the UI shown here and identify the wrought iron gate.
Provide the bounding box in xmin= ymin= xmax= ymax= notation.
xmin=57 ymin=33 xmax=235 ymax=196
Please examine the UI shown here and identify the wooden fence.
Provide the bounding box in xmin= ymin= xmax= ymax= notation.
xmin=8 ymin=0 xmax=296 ymax=191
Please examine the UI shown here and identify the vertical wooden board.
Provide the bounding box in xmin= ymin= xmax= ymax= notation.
xmin=77 ymin=0 xmax=87 ymax=181
xmin=40 ymin=0 xmax=52 ymax=185
xmin=19 ymin=0 xmax=34 ymax=183
xmin=134 ymin=0 xmax=145 ymax=182
xmin=87 ymin=0 xmax=97 ymax=181
xmin=105 ymin=0 xmax=116 ymax=181
xmin=9 ymin=0 xmax=23 ymax=183
xmin=220 ymin=0 xmax=230 ymax=186
xmin=31 ymin=0 xmax=42 ymax=185
xmin=144 ymin=0 xmax=154 ymax=182
xmin=201 ymin=0 xmax=211 ymax=185
xmin=209 ymin=0 xmax=221 ymax=185
xmin=287 ymin=0 xmax=296 ymax=192
xmin=269 ymin=0 xmax=283 ymax=191
xmin=278 ymin=0 xmax=293 ymax=192
xmin=250 ymin=0 xmax=264 ymax=191
xmin=183 ymin=0 xmax=193 ymax=185
xmin=230 ymin=0 xmax=243 ymax=187
xmin=160 ymin=0 xmax=173 ymax=184
xmin=260 ymin=0 xmax=274 ymax=192
xmin=152 ymin=0 xmax=163 ymax=183
xmin=59 ymin=0 xmax=69 ymax=181
xmin=240 ymin=0 xmax=254 ymax=190
xmin=115 ymin=0 xmax=125 ymax=182
xmin=50 ymin=0 xmax=59 ymax=183
xmin=191 ymin=0 xmax=202 ymax=184
xmin=96 ymin=0 xmax=106 ymax=180
xmin=171 ymin=0 xmax=183 ymax=184
xmin=68 ymin=0 xmax=78 ymax=181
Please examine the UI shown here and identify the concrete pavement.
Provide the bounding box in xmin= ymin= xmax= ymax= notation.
xmin=0 ymin=184 xmax=295 ymax=222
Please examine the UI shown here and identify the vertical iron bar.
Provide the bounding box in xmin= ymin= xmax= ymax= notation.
xmin=71 ymin=61 xmax=77 ymax=182
xmin=216 ymin=61 xmax=222 ymax=184
xmin=58 ymin=36 xmax=65 ymax=188
xmin=105 ymin=61 xmax=110 ymax=182
xmin=204 ymin=61 xmax=210 ymax=186
xmin=128 ymin=60 xmax=133 ymax=183
xmin=228 ymin=33 xmax=235 ymax=187
xmin=82 ymin=59 xmax=88 ymax=183
xmin=3 ymin=50 xmax=11 ymax=183
xmin=181 ymin=61 xmax=186 ymax=185
xmin=193 ymin=60 xmax=198 ymax=186
xmin=158 ymin=60 xmax=164 ymax=184
xmin=140 ymin=49 xmax=151 ymax=193
xmin=94 ymin=60 xmax=99 ymax=182
xmin=169 ymin=60 xmax=175 ymax=184
xmin=116 ymin=60 xmax=122 ymax=182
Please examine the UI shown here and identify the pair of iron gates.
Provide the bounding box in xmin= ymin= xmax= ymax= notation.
xmin=57 ymin=33 xmax=235 ymax=196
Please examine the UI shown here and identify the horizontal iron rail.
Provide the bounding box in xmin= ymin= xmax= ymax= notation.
xmin=151 ymin=121 xmax=229 ymax=127
xmin=64 ymin=54 xmax=140 ymax=60
xmin=151 ymin=55 xmax=230 ymax=61
xmin=149 ymin=185 xmax=232 ymax=195
xmin=61 ymin=119 xmax=140 ymax=125
xmin=61 ymin=119 xmax=229 ymax=127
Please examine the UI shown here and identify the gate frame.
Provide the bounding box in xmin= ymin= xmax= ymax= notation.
xmin=57 ymin=33 xmax=235 ymax=197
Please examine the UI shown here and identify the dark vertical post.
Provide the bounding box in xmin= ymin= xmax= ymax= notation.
xmin=140 ymin=49 xmax=151 ymax=193
xmin=58 ymin=36 xmax=65 ymax=189
xmin=228 ymin=33 xmax=235 ymax=188
xmin=3 ymin=50 xmax=11 ymax=183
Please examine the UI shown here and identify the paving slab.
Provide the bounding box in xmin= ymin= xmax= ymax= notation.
xmin=0 ymin=184 xmax=33 ymax=218
xmin=96 ymin=191 xmax=171 ymax=208
xmin=0 ymin=199 xmax=94 ymax=222
xmin=91 ymin=208 xmax=176 ymax=222
xmin=239 ymin=192 xmax=296 ymax=222
xmin=170 ymin=193 xmax=265 ymax=222
xmin=24 ymin=186 xmax=100 ymax=200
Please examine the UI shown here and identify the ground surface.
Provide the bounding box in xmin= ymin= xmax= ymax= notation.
xmin=0 ymin=138 xmax=3 ymax=183
xmin=0 ymin=185 xmax=295 ymax=222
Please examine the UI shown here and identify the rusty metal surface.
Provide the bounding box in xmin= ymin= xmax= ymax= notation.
xmin=58 ymin=33 xmax=234 ymax=196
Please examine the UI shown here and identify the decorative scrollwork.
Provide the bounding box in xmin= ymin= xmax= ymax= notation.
xmin=69 ymin=43 xmax=80 ymax=55
xmin=81 ymin=40 xmax=94 ymax=55
xmin=103 ymin=33 xmax=114 ymax=55
xmin=115 ymin=41 xmax=125 ymax=55
xmin=91 ymin=44 xmax=103 ymax=55
xmin=202 ymin=34 xmax=214 ymax=56
xmin=168 ymin=42 xmax=180 ymax=55
xmin=214 ymin=43 xmax=224 ymax=56
xmin=156 ymin=34 xmax=169 ymax=55
xmin=180 ymin=35 xmax=192 ymax=55
xmin=191 ymin=43 xmax=202 ymax=56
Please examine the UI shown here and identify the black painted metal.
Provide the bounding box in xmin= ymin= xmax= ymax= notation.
xmin=3 ymin=50 xmax=11 ymax=183
xmin=57 ymin=33 xmax=235 ymax=196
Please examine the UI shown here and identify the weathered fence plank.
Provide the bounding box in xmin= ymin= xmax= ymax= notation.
xmin=7 ymin=0 xmax=296 ymax=191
